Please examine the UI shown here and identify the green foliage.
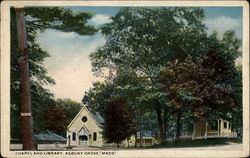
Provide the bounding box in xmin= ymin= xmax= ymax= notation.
xmin=88 ymin=68 xmax=147 ymax=114
xmin=159 ymin=56 xmax=235 ymax=119
xmin=88 ymin=71 xmax=159 ymax=141
xmin=91 ymin=7 xmax=208 ymax=75
xmin=90 ymin=7 xmax=211 ymax=116
xmin=56 ymin=98 xmax=82 ymax=130
xmin=88 ymin=82 xmax=117 ymax=115
xmin=10 ymin=7 xmax=98 ymax=140
xmin=37 ymin=98 xmax=81 ymax=137
xmin=102 ymin=97 xmax=138 ymax=146
xmin=218 ymin=66 xmax=242 ymax=133
xmin=25 ymin=7 xmax=98 ymax=35
xmin=42 ymin=105 xmax=68 ymax=135
xmin=90 ymin=7 xmax=242 ymax=143
xmin=30 ymin=81 xmax=55 ymax=134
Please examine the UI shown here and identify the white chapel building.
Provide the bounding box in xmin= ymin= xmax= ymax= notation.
xmin=66 ymin=93 xmax=158 ymax=147
xmin=66 ymin=93 xmax=107 ymax=147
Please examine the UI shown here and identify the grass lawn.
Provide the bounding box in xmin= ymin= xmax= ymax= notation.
xmin=142 ymin=138 xmax=242 ymax=149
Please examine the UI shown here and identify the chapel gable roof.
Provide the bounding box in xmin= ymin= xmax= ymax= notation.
xmin=67 ymin=105 xmax=104 ymax=129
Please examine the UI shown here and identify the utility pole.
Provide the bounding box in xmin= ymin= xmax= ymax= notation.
xmin=15 ymin=7 xmax=36 ymax=150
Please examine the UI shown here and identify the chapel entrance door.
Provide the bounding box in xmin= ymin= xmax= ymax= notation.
xmin=79 ymin=135 xmax=88 ymax=146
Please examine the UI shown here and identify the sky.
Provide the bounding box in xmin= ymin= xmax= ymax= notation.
xmin=36 ymin=6 xmax=243 ymax=102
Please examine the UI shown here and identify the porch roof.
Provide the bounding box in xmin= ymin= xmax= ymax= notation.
xmin=137 ymin=131 xmax=155 ymax=138
xmin=77 ymin=125 xmax=91 ymax=135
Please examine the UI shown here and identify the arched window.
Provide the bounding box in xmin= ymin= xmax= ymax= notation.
xmin=93 ymin=132 xmax=97 ymax=141
xmin=72 ymin=132 xmax=76 ymax=141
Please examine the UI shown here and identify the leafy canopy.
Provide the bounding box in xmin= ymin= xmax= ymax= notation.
xmin=25 ymin=7 xmax=98 ymax=35
xmin=89 ymin=7 xmax=242 ymax=141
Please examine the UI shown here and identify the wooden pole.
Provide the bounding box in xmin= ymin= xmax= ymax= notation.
xmin=15 ymin=7 xmax=36 ymax=150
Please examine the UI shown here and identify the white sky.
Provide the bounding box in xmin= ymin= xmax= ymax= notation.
xmin=37 ymin=7 xmax=243 ymax=102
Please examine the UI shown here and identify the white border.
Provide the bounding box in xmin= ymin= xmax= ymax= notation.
xmin=1 ymin=1 xmax=249 ymax=157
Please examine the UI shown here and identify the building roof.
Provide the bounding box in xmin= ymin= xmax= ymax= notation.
xmin=137 ymin=131 xmax=155 ymax=138
xmin=34 ymin=131 xmax=66 ymax=142
xmin=92 ymin=111 xmax=104 ymax=126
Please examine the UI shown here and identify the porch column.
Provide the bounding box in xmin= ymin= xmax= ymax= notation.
xmin=217 ymin=119 xmax=220 ymax=136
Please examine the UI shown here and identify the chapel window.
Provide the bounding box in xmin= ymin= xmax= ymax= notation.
xmin=82 ymin=116 xmax=88 ymax=122
xmin=93 ymin=132 xmax=97 ymax=141
xmin=72 ymin=132 xmax=76 ymax=141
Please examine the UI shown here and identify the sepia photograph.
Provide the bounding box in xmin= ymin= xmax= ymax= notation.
xmin=1 ymin=0 xmax=249 ymax=157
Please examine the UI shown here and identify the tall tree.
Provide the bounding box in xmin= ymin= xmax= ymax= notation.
xmin=217 ymin=65 xmax=242 ymax=135
xmin=160 ymin=57 xmax=234 ymax=116
xmin=230 ymin=66 xmax=242 ymax=136
xmin=90 ymin=7 xmax=208 ymax=144
xmin=11 ymin=7 xmax=98 ymax=143
xmin=102 ymin=97 xmax=138 ymax=147
xmin=159 ymin=50 xmax=239 ymax=138
xmin=90 ymin=7 xmax=242 ymax=143
xmin=15 ymin=8 xmax=37 ymax=149
xmin=88 ymin=69 xmax=159 ymax=147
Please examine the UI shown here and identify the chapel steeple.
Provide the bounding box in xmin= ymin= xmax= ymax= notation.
xmin=82 ymin=92 xmax=89 ymax=107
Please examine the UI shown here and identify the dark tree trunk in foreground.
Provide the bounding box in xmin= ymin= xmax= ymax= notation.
xmin=155 ymin=101 xmax=166 ymax=144
xmin=16 ymin=8 xmax=36 ymax=150
xmin=176 ymin=111 xmax=181 ymax=139
xmin=163 ymin=106 xmax=168 ymax=141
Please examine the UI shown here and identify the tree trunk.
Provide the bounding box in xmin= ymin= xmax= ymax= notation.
xmin=139 ymin=103 xmax=143 ymax=148
xmin=15 ymin=8 xmax=36 ymax=150
xmin=162 ymin=107 xmax=168 ymax=142
xmin=139 ymin=129 xmax=142 ymax=148
xmin=176 ymin=111 xmax=181 ymax=139
xmin=134 ymin=131 xmax=137 ymax=148
xmin=19 ymin=55 xmax=37 ymax=150
xmin=155 ymin=101 xmax=166 ymax=144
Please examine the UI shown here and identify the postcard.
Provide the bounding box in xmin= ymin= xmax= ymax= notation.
xmin=1 ymin=0 xmax=249 ymax=157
